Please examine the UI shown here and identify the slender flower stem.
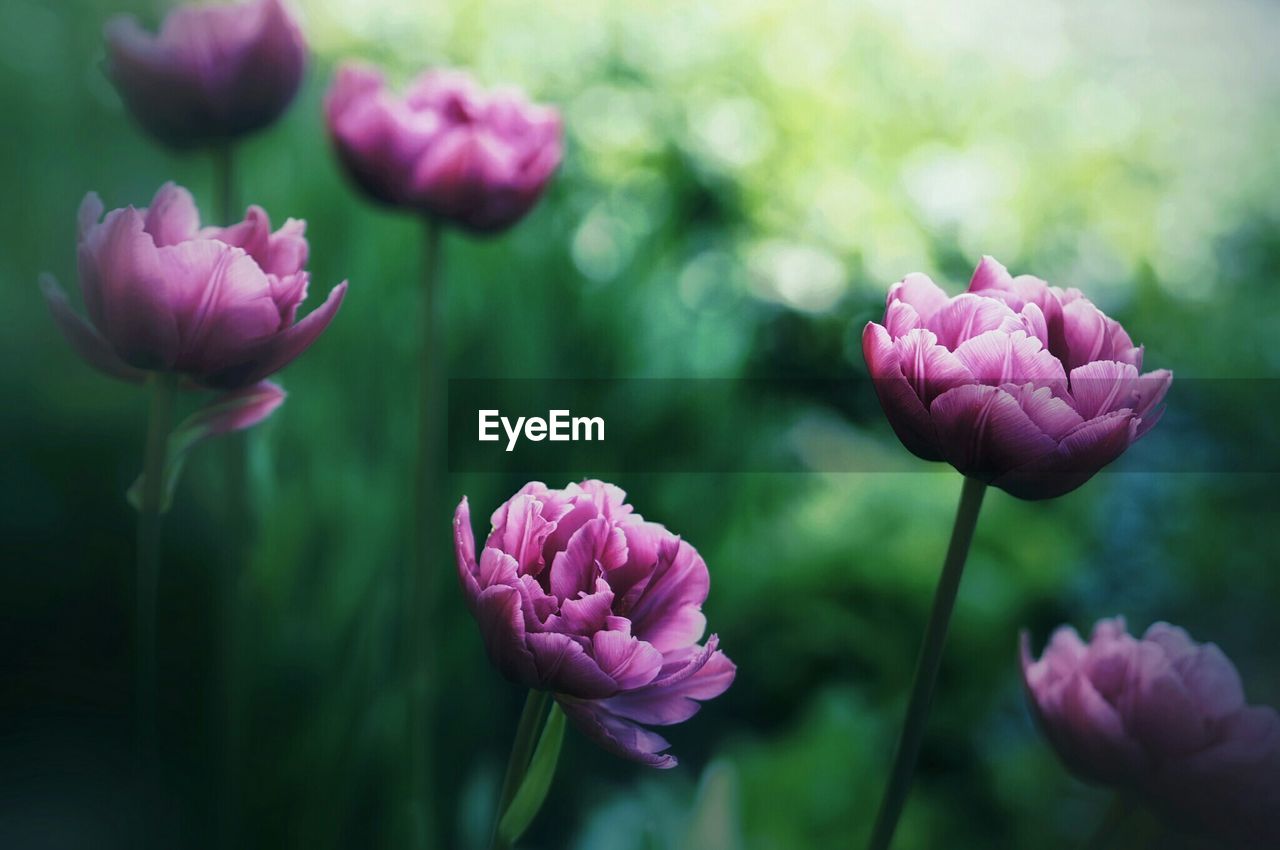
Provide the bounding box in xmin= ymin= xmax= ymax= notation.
xmin=407 ymin=218 xmax=445 ymax=847
xmin=136 ymin=371 xmax=178 ymax=755
xmin=213 ymin=140 xmax=247 ymax=850
xmin=866 ymin=476 xmax=987 ymax=850
xmin=492 ymin=690 xmax=553 ymax=850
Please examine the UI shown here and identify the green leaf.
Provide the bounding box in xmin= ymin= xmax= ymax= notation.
xmin=127 ymin=382 xmax=285 ymax=514
xmin=496 ymin=702 xmax=566 ymax=847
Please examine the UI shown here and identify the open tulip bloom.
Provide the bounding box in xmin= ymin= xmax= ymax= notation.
xmin=325 ymin=63 xmax=562 ymax=233
xmin=41 ymin=182 xmax=345 ymax=747
xmin=455 ymin=481 xmax=735 ymax=848
xmin=861 ymin=257 xmax=1171 ymax=850
xmin=1023 ymin=618 xmax=1280 ymax=847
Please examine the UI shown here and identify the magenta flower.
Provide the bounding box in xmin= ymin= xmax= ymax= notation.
xmin=41 ymin=182 xmax=346 ymax=390
xmin=105 ymin=0 xmax=306 ymax=150
xmin=325 ymin=63 xmax=562 ymax=234
xmin=1022 ymin=618 xmax=1280 ymax=846
xmin=454 ymin=481 xmax=735 ymax=768
xmin=862 ymin=256 xmax=1171 ymax=499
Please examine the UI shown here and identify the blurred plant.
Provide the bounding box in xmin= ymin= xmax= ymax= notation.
xmin=454 ymin=480 xmax=735 ymax=848
xmin=860 ymin=256 xmax=1170 ymax=849
xmin=104 ymin=0 xmax=306 ymax=153
xmin=1022 ymin=617 xmax=1280 ymax=848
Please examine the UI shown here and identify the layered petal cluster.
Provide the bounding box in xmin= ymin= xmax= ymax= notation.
xmin=863 ymin=257 xmax=1171 ymax=499
xmin=454 ymin=481 xmax=736 ymax=768
xmin=326 ymin=64 xmax=562 ymax=233
xmin=1022 ymin=618 xmax=1280 ymax=846
xmin=105 ymin=0 xmax=306 ymax=150
xmin=42 ymin=182 xmax=346 ymax=390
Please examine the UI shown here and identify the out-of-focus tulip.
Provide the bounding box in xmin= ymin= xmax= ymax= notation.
xmin=862 ymin=256 xmax=1171 ymax=499
xmin=1022 ymin=618 xmax=1280 ymax=846
xmin=42 ymin=182 xmax=346 ymax=390
xmin=325 ymin=63 xmax=562 ymax=234
xmin=105 ymin=0 xmax=306 ymax=150
xmin=454 ymin=480 xmax=735 ymax=767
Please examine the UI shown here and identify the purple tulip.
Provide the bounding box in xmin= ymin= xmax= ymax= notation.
xmin=325 ymin=63 xmax=562 ymax=234
xmin=105 ymin=0 xmax=306 ymax=150
xmin=454 ymin=481 xmax=736 ymax=768
xmin=42 ymin=182 xmax=346 ymax=390
xmin=1022 ymin=618 xmax=1280 ymax=846
xmin=862 ymin=256 xmax=1171 ymax=499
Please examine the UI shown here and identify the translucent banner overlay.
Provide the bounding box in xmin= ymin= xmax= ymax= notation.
xmin=446 ymin=378 xmax=1280 ymax=474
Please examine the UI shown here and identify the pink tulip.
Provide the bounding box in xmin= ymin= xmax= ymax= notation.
xmin=1022 ymin=618 xmax=1280 ymax=846
xmin=454 ymin=481 xmax=735 ymax=767
xmin=863 ymin=256 xmax=1171 ymax=499
xmin=104 ymin=0 xmax=306 ymax=150
xmin=42 ymin=182 xmax=346 ymax=390
xmin=325 ymin=63 xmax=562 ymax=234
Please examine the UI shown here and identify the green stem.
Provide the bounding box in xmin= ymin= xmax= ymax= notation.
xmin=136 ymin=372 xmax=178 ymax=755
xmin=866 ymin=476 xmax=987 ymax=850
xmin=407 ymin=218 xmax=445 ymax=847
xmin=213 ymin=142 xmax=236 ymax=226
xmin=213 ymin=140 xmax=247 ymax=850
xmin=492 ymin=690 xmax=553 ymax=850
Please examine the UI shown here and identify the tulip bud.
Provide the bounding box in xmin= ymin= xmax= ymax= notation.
xmin=105 ymin=0 xmax=306 ymax=150
xmin=862 ymin=256 xmax=1171 ymax=499
xmin=1022 ymin=618 xmax=1280 ymax=846
xmin=454 ymin=481 xmax=735 ymax=767
xmin=326 ymin=63 xmax=563 ymax=234
xmin=42 ymin=182 xmax=346 ymax=389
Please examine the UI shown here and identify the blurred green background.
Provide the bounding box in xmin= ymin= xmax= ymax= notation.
xmin=3 ymin=0 xmax=1279 ymax=848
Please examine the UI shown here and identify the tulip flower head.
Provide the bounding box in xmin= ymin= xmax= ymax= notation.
xmin=42 ymin=182 xmax=346 ymax=390
xmin=325 ymin=63 xmax=563 ymax=233
xmin=454 ymin=481 xmax=735 ymax=767
xmin=1022 ymin=618 xmax=1280 ymax=846
xmin=105 ymin=0 xmax=307 ymax=150
xmin=863 ymin=257 xmax=1171 ymax=499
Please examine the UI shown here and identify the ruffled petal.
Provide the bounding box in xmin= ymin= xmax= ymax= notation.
xmin=525 ymin=632 xmax=616 ymax=698
xmin=626 ymin=537 xmax=710 ymax=653
xmin=557 ymin=698 xmax=677 ymax=769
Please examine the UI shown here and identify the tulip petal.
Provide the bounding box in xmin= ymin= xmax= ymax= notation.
xmin=862 ymin=322 xmax=944 ymax=461
xmin=78 ymin=206 xmax=180 ymax=370
xmin=525 ymin=632 xmax=617 ymax=698
xmin=930 ymin=384 xmax=1058 ymax=481
xmin=892 ymin=328 xmax=975 ymax=406
xmin=453 ymin=498 xmax=482 ymax=608
xmin=591 ymin=630 xmax=664 ymax=691
xmin=1132 ymin=369 xmax=1172 ymax=436
xmin=886 ymin=272 xmax=950 ymax=325
xmin=202 ymin=280 xmax=348 ymax=388
xmin=557 ymin=698 xmax=677 ymax=769
xmin=476 ymin=584 xmax=539 ymax=688
xmin=603 ymin=645 xmax=736 ymax=725
xmin=548 ymin=517 xmax=626 ymax=602
xmin=144 ymin=182 xmax=201 ymax=246
xmin=40 ymin=274 xmax=147 ymax=383
xmin=953 ymin=330 xmax=1067 ymax=389
xmin=1068 ymin=360 xmax=1139 ymax=419
xmin=926 ymin=293 xmax=1020 ymax=349
xmin=627 ymin=538 xmax=710 ymax=653
xmin=994 ymin=410 xmax=1136 ymax=500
